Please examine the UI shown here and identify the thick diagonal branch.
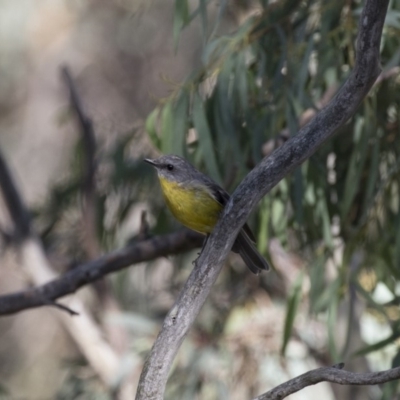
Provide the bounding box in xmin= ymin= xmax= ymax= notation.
xmin=135 ymin=0 xmax=389 ymax=398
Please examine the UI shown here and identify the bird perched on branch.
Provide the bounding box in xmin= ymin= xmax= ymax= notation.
xmin=145 ymin=154 xmax=270 ymax=274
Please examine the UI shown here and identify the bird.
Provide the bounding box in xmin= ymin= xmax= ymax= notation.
xmin=144 ymin=154 xmax=269 ymax=274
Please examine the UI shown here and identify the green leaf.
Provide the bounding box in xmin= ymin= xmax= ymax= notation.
xmin=354 ymin=282 xmax=388 ymax=317
xmin=314 ymin=187 xmax=333 ymax=248
xmin=257 ymin=197 xmax=270 ymax=254
xmin=360 ymin=138 xmax=380 ymax=221
xmin=281 ymin=272 xmax=304 ymax=355
xmin=353 ymin=331 xmax=400 ymax=357
xmin=161 ymin=101 xmax=175 ymax=154
xmin=202 ymin=36 xmax=228 ymax=65
xmin=271 ymin=199 xmax=285 ymax=233
xmin=216 ymin=56 xmax=243 ymax=167
xmin=327 ymin=295 xmax=339 ymax=361
xmin=173 ymin=0 xmax=189 ymax=50
xmin=172 ymin=92 xmax=189 ymax=157
xmin=145 ymin=107 xmax=161 ymax=149
xmin=192 ymin=92 xmax=222 ymax=183
xmin=296 ymin=36 xmax=314 ymax=103
xmin=394 ymin=211 xmax=400 ymax=270
xmin=341 ymin=116 xmax=370 ymax=219
xmin=199 ymin=0 xmax=208 ymax=45
xmin=210 ymin=0 xmax=227 ymax=39
xmin=285 ymin=92 xmax=298 ymax=137
xmin=308 ymin=256 xmax=328 ymax=313
xmin=235 ymin=51 xmax=248 ymax=114
xmin=293 ymin=167 xmax=304 ymax=226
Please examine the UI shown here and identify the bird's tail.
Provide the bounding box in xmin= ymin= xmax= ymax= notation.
xmin=233 ymin=230 xmax=270 ymax=274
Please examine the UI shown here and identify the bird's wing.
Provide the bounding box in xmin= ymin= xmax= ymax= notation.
xmin=205 ymin=181 xmax=257 ymax=243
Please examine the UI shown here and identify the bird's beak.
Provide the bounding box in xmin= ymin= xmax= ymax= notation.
xmin=144 ymin=158 xmax=157 ymax=167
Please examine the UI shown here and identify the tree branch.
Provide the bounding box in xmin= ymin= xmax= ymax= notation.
xmin=61 ymin=65 xmax=100 ymax=258
xmin=61 ymin=65 xmax=96 ymax=198
xmin=253 ymin=363 xmax=400 ymax=400
xmin=0 ymin=136 xmax=148 ymax=387
xmin=135 ymin=0 xmax=389 ymax=398
xmin=0 ymin=150 xmax=31 ymax=240
xmin=0 ymin=229 xmax=202 ymax=315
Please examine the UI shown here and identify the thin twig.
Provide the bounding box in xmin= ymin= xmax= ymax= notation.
xmin=47 ymin=300 xmax=80 ymax=316
xmin=135 ymin=1 xmax=389 ymax=398
xmin=0 ymin=150 xmax=31 ymax=240
xmin=0 ymin=229 xmax=203 ymax=315
xmin=254 ymin=363 xmax=400 ymax=400
xmin=61 ymin=65 xmax=99 ymax=258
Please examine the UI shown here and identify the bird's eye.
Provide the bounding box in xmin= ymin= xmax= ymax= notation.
xmin=167 ymin=164 xmax=174 ymax=171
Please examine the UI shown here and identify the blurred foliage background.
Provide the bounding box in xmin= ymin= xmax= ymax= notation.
xmin=0 ymin=0 xmax=400 ymax=399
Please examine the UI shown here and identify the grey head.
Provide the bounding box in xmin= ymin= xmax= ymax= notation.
xmin=144 ymin=154 xmax=204 ymax=184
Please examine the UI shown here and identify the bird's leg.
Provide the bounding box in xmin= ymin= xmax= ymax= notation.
xmin=193 ymin=234 xmax=209 ymax=265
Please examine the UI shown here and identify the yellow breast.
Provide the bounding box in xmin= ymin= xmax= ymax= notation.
xmin=159 ymin=177 xmax=222 ymax=234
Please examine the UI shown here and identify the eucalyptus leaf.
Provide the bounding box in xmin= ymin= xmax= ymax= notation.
xmin=281 ymin=272 xmax=304 ymax=355
xmin=192 ymin=92 xmax=222 ymax=183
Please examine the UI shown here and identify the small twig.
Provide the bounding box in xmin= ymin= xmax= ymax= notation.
xmin=0 ymin=150 xmax=31 ymax=241
xmin=374 ymin=65 xmax=400 ymax=85
xmin=61 ymin=65 xmax=96 ymax=197
xmin=254 ymin=363 xmax=400 ymax=400
xmin=61 ymin=65 xmax=99 ymax=259
xmin=0 ymin=229 xmax=203 ymax=316
xmin=47 ymin=300 xmax=80 ymax=316
xmin=138 ymin=211 xmax=151 ymax=240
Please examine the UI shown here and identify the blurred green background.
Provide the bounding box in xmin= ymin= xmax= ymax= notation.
xmin=0 ymin=0 xmax=400 ymax=399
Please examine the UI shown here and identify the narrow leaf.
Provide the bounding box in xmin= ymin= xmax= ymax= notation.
xmin=161 ymin=101 xmax=175 ymax=154
xmin=192 ymin=92 xmax=222 ymax=183
xmin=281 ymin=272 xmax=304 ymax=355
xmin=173 ymin=92 xmax=189 ymax=157
xmin=145 ymin=107 xmax=161 ymax=149
xmin=353 ymin=331 xmax=400 ymax=357
xmin=173 ymin=0 xmax=189 ymax=50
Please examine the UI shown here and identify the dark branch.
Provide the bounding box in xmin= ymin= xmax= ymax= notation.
xmin=0 ymin=229 xmax=202 ymax=315
xmin=47 ymin=300 xmax=80 ymax=316
xmin=0 ymin=150 xmax=31 ymax=240
xmin=61 ymin=65 xmax=97 ymax=197
xmin=254 ymin=363 xmax=400 ymax=400
xmin=135 ymin=0 xmax=389 ymax=398
xmin=61 ymin=65 xmax=99 ymax=258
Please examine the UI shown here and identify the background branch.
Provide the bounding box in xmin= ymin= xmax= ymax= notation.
xmin=0 ymin=115 xmax=200 ymax=398
xmin=0 ymin=147 xmax=126 ymax=388
xmin=254 ymin=364 xmax=400 ymax=400
xmin=135 ymin=0 xmax=390 ymax=398
xmin=0 ymin=150 xmax=31 ymax=240
xmin=0 ymin=229 xmax=202 ymax=315
xmin=61 ymin=65 xmax=99 ymax=258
